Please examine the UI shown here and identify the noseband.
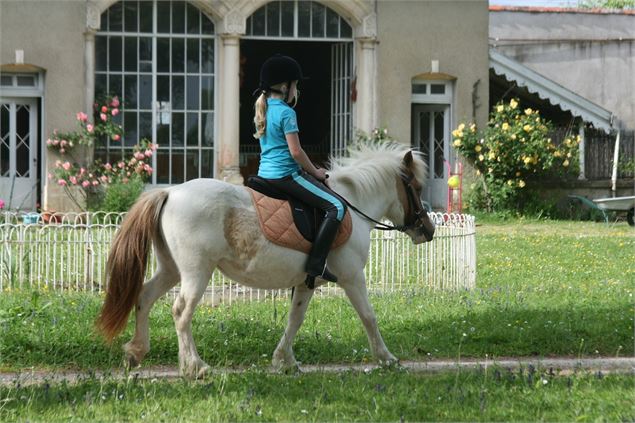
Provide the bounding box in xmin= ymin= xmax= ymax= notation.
xmin=399 ymin=173 xmax=432 ymax=233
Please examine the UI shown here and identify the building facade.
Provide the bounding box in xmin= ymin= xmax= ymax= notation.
xmin=489 ymin=6 xmax=635 ymax=198
xmin=0 ymin=0 xmax=489 ymax=212
xmin=490 ymin=6 xmax=635 ymax=131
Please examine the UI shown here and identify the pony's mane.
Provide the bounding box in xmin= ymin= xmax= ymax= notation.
xmin=329 ymin=142 xmax=427 ymax=200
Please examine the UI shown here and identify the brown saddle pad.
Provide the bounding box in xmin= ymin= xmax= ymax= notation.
xmin=247 ymin=188 xmax=352 ymax=254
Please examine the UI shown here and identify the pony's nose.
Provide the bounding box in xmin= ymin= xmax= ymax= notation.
xmin=417 ymin=218 xmax=435 ymax=241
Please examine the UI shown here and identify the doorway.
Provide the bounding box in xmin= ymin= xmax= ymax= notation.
xmin=0 ymin=98 xmax=39 ymax=210
xmin=238 ymin=39 xmax=352 ymax=179
xmin=412 ymin=104 xmax=450 ymax=209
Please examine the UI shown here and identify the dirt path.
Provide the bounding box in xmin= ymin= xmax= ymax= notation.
xmin=1 ymin=357 xmax=633 ymax=387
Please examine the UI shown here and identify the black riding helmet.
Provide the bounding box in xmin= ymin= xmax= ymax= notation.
xmin=254 ymin=54 xmax=307 ymax=99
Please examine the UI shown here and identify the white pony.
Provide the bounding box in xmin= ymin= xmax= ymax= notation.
xmin=97 ymin=142 xmax=435 ymax=378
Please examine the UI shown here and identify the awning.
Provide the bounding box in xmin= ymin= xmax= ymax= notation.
xmin=489 ymin=48 xmax=614 ymax=132
xmin=0 ymin=63 xmax=46 ymax=73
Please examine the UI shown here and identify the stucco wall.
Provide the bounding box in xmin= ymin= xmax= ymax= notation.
xmin=1 ymin=0 xmax=87 ymax=210
xmin=2 ymin=0 xmax=492 ymax=211
xmin=490 ymin=10 xmax=635 ymax=130
xmin=377 ymin=0 xmax=490 ymax=143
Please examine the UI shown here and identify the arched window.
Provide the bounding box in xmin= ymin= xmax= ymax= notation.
xmin=241 ymin=1 xmax=353 ymax=161
xmin=245 ymin=1 xmax=352 ymax=39
xmin=95 ymin=0 xmax=215 ymax=184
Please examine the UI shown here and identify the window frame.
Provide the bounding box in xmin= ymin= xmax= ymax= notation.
xmin=244 ymin=1 xmax=354 ymax=41
xmin=95 ymin=0 xmax=217 ymax=185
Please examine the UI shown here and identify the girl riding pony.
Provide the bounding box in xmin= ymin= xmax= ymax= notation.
xmin=252 ymin=54 xmax=347 ymax=289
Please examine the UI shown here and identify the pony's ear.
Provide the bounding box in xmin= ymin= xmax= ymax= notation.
xmin=403 ymin=150 xmax=414 ymax=168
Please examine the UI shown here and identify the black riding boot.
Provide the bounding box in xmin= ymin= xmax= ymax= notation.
xmin=305 ymin=217 xmax=341 ymax=289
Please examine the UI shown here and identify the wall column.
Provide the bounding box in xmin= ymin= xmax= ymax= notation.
xmin=217 ymin=34 xmax=243 ymax=184
xmin=356 ymin=38 xmax=378 ymax=134
xmin=85 ymin=2 xmax=101 ymax=116
xmin=355 ymin=13 xmax=378 ymax=135
xmin=84 ymin=30 xmax=97 ymax=122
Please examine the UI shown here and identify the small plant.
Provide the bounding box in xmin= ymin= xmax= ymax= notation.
xmin=99 ymin=175 xmax=146 ymax=213
xmin=352 ymin=127 xmax=398 ymax=151
xmin=453 ymin=99 xmax=579 ymax=213
xmin=618 ymin=157 xmax=635 ymax=175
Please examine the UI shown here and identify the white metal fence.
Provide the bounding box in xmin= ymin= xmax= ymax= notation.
xmin=0 ymin=211 xmax=476 ymax=303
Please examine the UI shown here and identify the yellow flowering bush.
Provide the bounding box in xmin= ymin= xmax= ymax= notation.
xmin=453 ymin=99 xmax=579 ymax=212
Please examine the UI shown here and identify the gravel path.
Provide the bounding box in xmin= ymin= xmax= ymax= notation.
xmin=1 ymin=357 xmax=633 ymax=387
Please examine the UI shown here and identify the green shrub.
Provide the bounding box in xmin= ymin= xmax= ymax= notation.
xmin=93 ymin=176 xmax=145 ymax=213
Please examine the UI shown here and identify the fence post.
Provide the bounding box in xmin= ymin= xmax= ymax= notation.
xmin=611 ymin=131 xmax=621 ymax=196
xmin=578 ymin=125 xmax=586 ymax=180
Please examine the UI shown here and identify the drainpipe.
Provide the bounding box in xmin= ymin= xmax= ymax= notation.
xmin=577 ymin=124 xmax=585 ymax=180
xmin=611 ymin=130 xmax=620 ymax=197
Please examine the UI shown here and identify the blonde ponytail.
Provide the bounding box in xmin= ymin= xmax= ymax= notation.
xmin=253 ymin=83 xmax=291 ymax=139
xmin=253 ymin=92 xmax=268 ymax=139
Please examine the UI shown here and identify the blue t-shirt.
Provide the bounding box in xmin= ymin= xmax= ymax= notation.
xmin=257 ymin=98 xmax=301 ymax=179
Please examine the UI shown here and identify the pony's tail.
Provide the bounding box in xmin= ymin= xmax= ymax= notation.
xmin=96 ymin=189 xmax=169 ymax=342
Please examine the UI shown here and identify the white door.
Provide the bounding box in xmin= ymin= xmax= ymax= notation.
xmin=330 ymin=42 xmax=353 ymax=158
xmin=0 ymin=99 xmax=38 ymax=210
xmin=412 ymin=104 xmax=450 ymax=210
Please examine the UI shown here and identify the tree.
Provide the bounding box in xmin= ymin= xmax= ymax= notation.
xmin=579 ymin=0 xmax=635 ymax=9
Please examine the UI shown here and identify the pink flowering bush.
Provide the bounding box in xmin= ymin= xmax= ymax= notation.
xmin=49 ymin=140 xmax=157 ymax=211
xmin=46 ymin=97 xmax=123 ymax=155
xmin=48 ymin=96 xmax=157 ymax=211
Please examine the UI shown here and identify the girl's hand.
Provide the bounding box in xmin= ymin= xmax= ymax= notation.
xmin=314 ymin=168 xmax=328 ymax=182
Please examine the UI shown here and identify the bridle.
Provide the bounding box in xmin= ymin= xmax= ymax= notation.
xmin=399 ymin=172 xmax=432 ymax=234
xmin=338 ymin=170 xmax=434 ymax=239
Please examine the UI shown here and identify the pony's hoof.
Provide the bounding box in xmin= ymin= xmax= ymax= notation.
xmin=123 ymin=342 xmax=147 ymax=370
xmin=124 ymin=353 xmax=141 ymax=370
xmin=181 ymin=360 xmax=212 ymax=379
xmin=378 ymin=355 xmax=401 ymax=369
xmin=283 ymin=363 xmax=301 ymax=375
xmin=196 ymin=365 xmax=212 ymax=379
xmin=272 ymin=357 xmax=300 ymax=374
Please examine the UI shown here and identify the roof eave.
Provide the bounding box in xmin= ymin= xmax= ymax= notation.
xmin=489 ymin=48 xmax=615 ymax=132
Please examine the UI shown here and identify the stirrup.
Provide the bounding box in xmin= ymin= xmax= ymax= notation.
xmin=319 ymin=265 xmax=338 ymax=283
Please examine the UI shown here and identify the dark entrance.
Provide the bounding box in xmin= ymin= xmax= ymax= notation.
xmin=239 ymin=40 xmax=333 ymax=180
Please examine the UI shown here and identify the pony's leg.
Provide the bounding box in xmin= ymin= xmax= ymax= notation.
xmin=272 ymin=284 xmax=315 ymax=373
xmin=123 ymin=261 xmax=179 ymax=368
xmin=342 ymin=274 xmax=398 ymax=365
xmin=172 ymin=269 xmax=212 ymax=379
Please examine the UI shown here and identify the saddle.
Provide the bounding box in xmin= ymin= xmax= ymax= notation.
xmin=246 ymin=176 xmax=352 ymax=254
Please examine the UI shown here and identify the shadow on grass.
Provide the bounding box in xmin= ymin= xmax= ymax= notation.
xmin=1 ymin=368 xmax=633 ymax=422
xmin=0 ymin=293 xmax=631 ymax=371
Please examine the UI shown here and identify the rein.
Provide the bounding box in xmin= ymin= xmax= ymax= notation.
xmin=337 ymin=173 xmax=426 ymax=233
xmin=340 ymin=197 xmax=406 ymax=232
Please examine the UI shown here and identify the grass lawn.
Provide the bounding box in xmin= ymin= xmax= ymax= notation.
xmin=0 ymin=218 xmax=632 ymax=421
xmin=0 ymin=219 xmax=632 ymax=370
xmin=1 ymin=369 xmax=633 ymax=422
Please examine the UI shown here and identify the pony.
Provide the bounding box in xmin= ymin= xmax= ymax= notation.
xmin=96 ymin=142 xmax=435 ymax=378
